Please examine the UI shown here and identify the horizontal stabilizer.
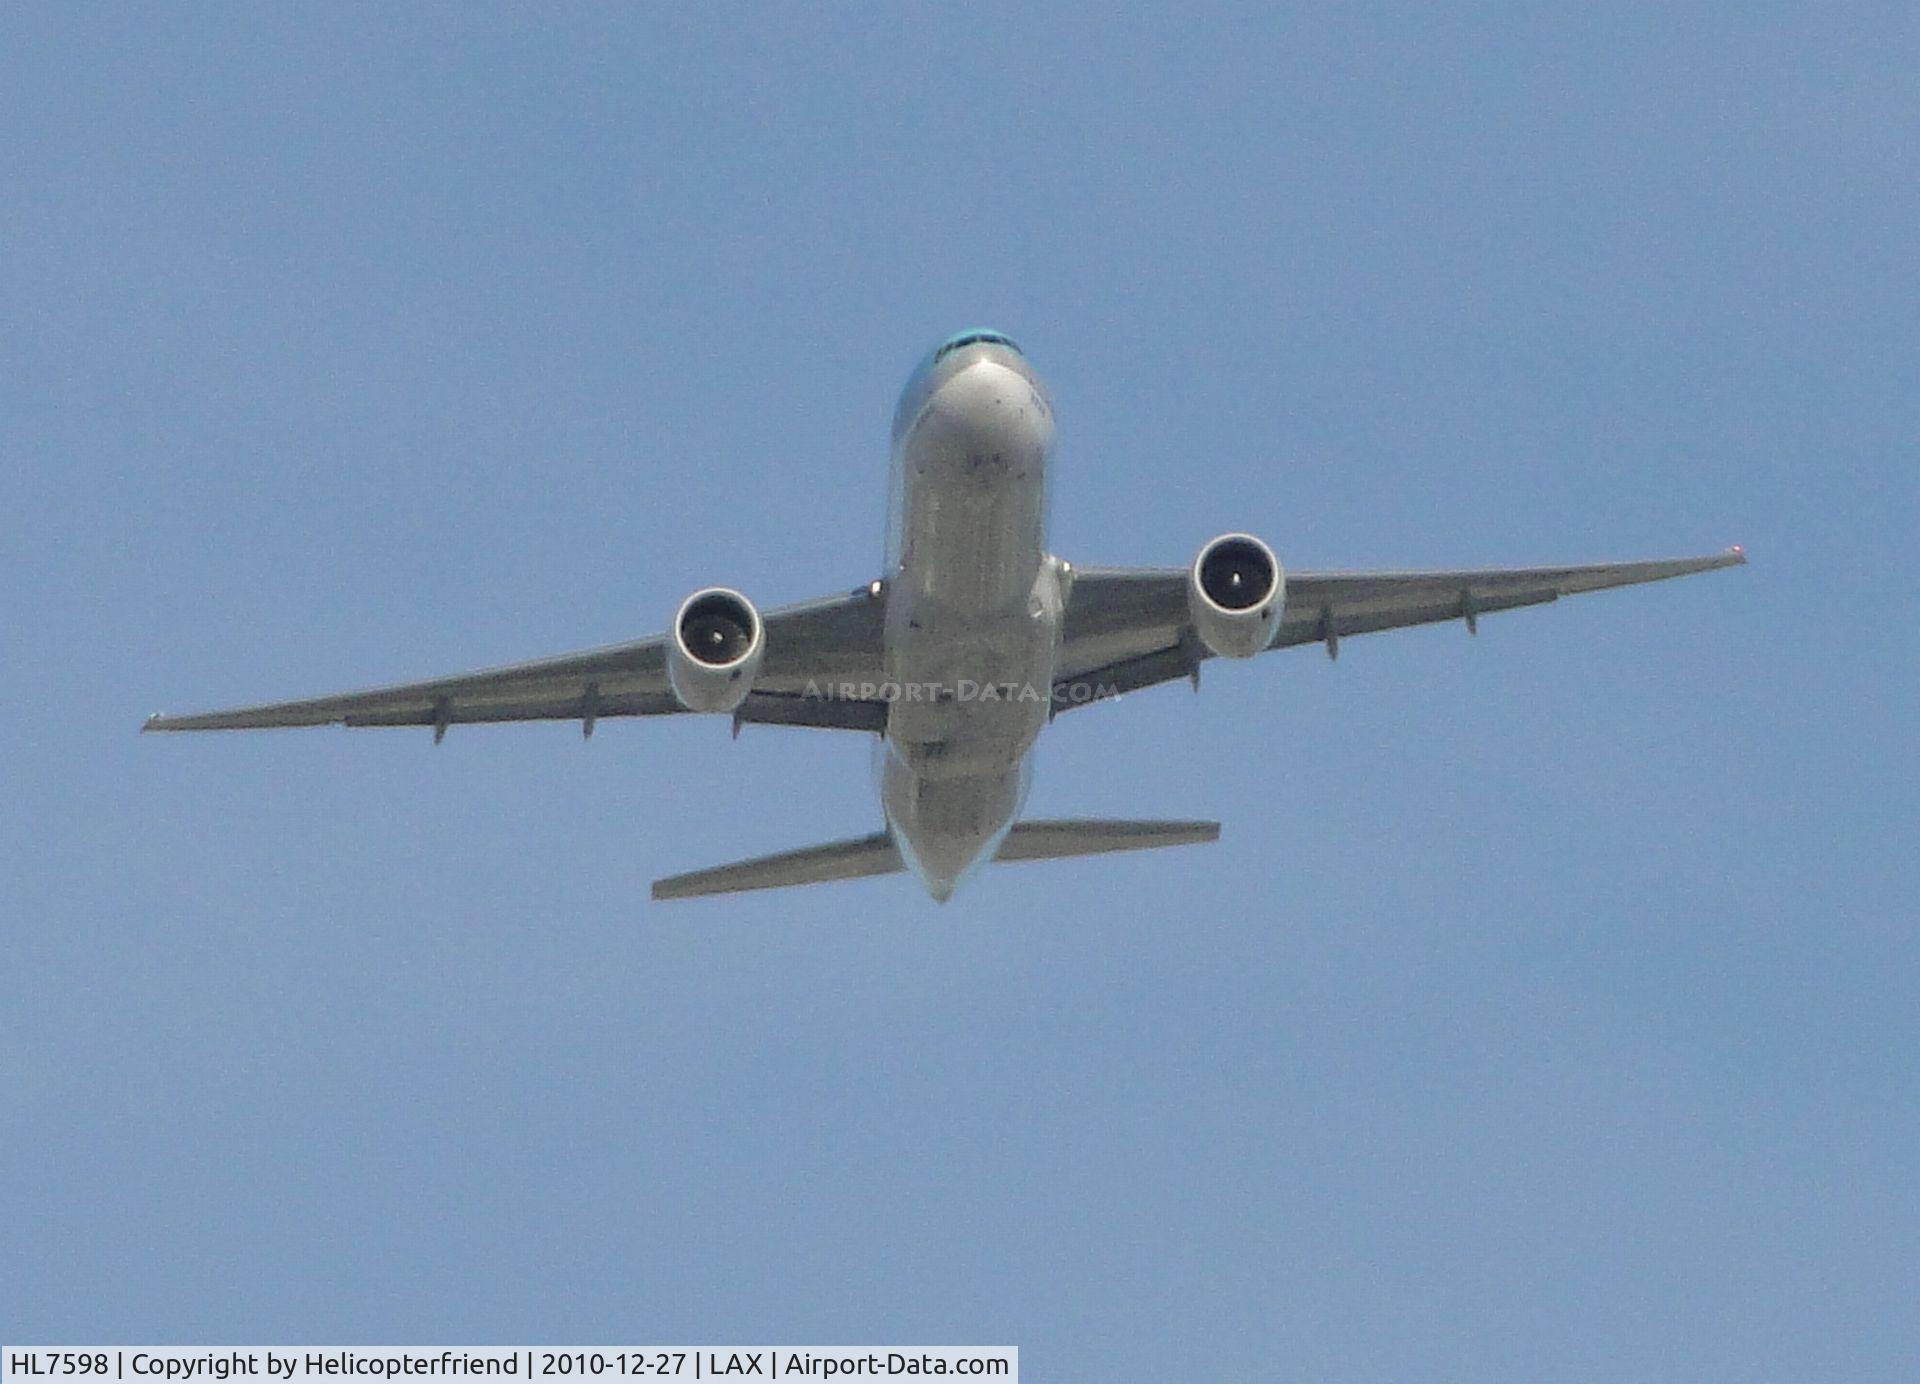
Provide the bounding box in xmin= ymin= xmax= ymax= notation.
xmin=652 ymin=832 xmax=903 ymax=900
xmin=996 ymin=818 xmax=1220 ymax=860
xmin=651 ymin=817 xmax=1219 ymax=901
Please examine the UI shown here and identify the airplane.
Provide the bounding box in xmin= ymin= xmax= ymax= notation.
xmin=145 ymin=328 xmax=1745 ymax=901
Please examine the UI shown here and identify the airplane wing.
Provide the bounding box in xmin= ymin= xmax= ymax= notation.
xmin=1054 ymin=548 xmax=1745 ymax=710
xmin=143 ymin=585 xmax=891 ymax=736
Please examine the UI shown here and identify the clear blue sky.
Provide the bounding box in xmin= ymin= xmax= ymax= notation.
xmin=3 ymin=4 xmax=1915 ymax=1378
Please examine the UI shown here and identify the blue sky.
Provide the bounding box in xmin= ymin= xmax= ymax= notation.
xmin=3 ymin=4 xmax=1915 ymax=1378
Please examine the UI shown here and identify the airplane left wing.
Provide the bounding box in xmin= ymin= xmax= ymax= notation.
xmin=143 ymin=586 xmax=891 ymax=736
xmin=1055 ymin=549 xmax=1745 ymax=710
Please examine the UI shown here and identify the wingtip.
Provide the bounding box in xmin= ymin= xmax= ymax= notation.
xmin=1728 ymin=544 xmax=1747 ymax=564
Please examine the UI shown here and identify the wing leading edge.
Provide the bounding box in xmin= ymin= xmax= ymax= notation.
xmin=144 ymin=586 xmax=891 ymax=737
xmin=1055 ymin=548 xmax=1746 ymax=710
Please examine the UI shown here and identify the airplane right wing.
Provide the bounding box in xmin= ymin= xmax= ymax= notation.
xmin=144 ymin=585 xmax=893 ymax=737
xmin=1054 ymin=549 xmax=1746 ymax=709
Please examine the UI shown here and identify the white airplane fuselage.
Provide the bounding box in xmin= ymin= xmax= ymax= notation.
xmin=878 ymin=333 xmax=1061 ymax=899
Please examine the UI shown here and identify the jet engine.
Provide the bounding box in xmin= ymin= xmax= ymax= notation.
xmin=667 ymin=587 xmax=765 ymax=713
xmin=1187 ymin=533 xmax=1285 ymax=658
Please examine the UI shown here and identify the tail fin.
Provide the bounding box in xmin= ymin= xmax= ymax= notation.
xmin=651 ymin=818 xmax=1219 ymax=901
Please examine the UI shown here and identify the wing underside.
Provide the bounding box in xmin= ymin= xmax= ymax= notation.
xmin=1054 ymin=549 xmax=1745 ymax=710
xmin=145 ymin=551 xmax=1744 ymax=735
xmin=144 ymin=586 xmax=892 ymax=736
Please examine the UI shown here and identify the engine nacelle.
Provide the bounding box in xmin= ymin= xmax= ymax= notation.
xmin=667 ymin=587 xmax=765 ymax=713
xmin=1187 ymin=533 xmax=1285 ymax=659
